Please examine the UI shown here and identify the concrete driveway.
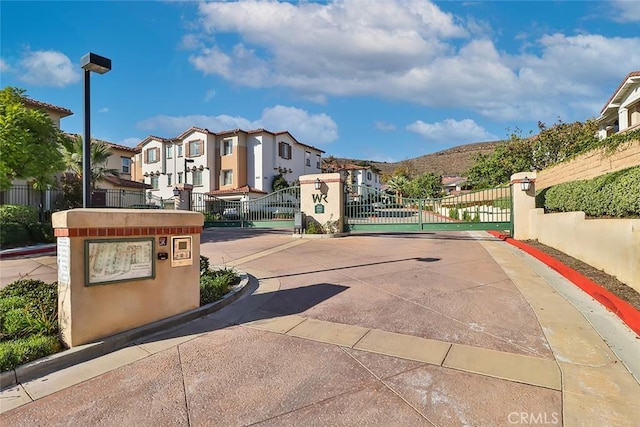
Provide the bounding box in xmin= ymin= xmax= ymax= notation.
xmin=1 ymin=229 xmax=639 ymax=426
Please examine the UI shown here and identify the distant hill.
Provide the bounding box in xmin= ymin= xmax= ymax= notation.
xmin=325 ymin=140 xmax=503 ymax=178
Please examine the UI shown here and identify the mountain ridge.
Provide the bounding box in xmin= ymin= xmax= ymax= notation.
xmin=326 ymin=140 xmax=503 ymax=178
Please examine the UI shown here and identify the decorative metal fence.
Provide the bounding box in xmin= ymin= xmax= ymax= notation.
xmin=194 ymin=186 xmax=300 ymax=228
xmin=345 ymin=185 xmax=512 ymax=233
xmin=0 ymin=185 xmax=150 ymax=220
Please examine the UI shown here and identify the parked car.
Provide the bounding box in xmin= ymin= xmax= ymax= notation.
xmin=222 ymin=208 xmax=239 ymax=220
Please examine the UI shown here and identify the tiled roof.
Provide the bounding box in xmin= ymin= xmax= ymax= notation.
xmin=22 ymin=97 xmax=73 ymax=117
xmin=176 ymin=127 xmax=213 ymax=139
xmin=64 ymin=133 xmax=140 ymax=153
xmin=141 ymin=127 xmax=325 ymax=153
xmin=442 ymin=176 xmax=468 ymax=186
xmin=600 ymin=71 xmax=640 ymax=114
xmin=208 ymin=185 xmax=267 ymax=196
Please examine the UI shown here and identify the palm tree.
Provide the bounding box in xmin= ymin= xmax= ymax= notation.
xmin=386 ymin=175 xmax=410 ymax=204
xmin=61 ymin=135 xmax=120 ymax=189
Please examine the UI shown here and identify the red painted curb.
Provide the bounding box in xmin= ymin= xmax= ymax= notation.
xmin=487 ymin=231 xmax=640 ymax=336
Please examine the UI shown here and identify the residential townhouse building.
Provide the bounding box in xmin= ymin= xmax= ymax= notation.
xmin=597 ymin=71 xmax=640 ymax=139
xmin=323 ymin=162 xmax=382 ymax=201
xmin=135 ymin=127 xmax=324 ymax=200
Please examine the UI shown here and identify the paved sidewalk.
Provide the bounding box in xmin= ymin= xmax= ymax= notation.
xmin=1 ymin=229 xmax=639 ymax=426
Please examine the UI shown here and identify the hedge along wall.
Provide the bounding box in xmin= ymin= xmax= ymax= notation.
xmin=535 ymin=139 xmax=640 ymax=190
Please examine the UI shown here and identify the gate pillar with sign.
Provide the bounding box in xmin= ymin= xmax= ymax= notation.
xmin=52 ymin=209 xmax=204 ymax=347
xmin=300 ymin=173 xmax=345 ymax=233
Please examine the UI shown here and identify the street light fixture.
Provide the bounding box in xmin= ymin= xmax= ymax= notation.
xmin=315 ymin=178 xmax=322 ymax=190
xmin=184 ymin=158 xmax=195 ymax=184
xmin=80 ymin=52 xmax=111 ymax=208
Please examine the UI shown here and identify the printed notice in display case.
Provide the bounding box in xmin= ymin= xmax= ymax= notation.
xmin=85 ymin=238 xmax=155 ymax=286
xmin=171 ymin=236 xmax=193 ymax=267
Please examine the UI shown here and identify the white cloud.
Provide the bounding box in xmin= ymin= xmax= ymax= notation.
xmin=407 ymin=118 xmax=497 ymax=144
xmin=610 ymin=0 xmax=640 ymax=22
xmin=137 ymin=114 xmax=253 ymax=133
xmin=0 ymin=59 xmax=9 ymax=72
xmin=204 ymin=89 xmax=216 ymax=102
xmin=187 ymin=0 xmax=640 ymax=123
xmin=121 ymin=137 xmax=143 ymax=147
xmin=260 ymin=105 xmax=338 ymax=144
xmin=136 ymin=106 xmax=338 ymax=146
xmin=375 ymin=121 xmax=396 ymax=131
xmin=18 ymin=50 xmax=80 ymax=87
xmin=98 ymin=107 xmax=110 ymax=113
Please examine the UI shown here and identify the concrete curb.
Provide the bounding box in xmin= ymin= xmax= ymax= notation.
xmin=0 ymin=244 xmax=57 ymax=259
xmin=487 ymin=231 xmax=640 ymax=336
xmin=0 ymin=270 xmax=253 ymax=390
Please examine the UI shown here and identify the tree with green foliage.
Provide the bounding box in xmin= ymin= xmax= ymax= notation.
xmin=0 ymin=87 xmax=71 ymax=190
xmin=466 ymin=130 xmax=533 ymax=189
xmin=407 ymin=172 xmax=443 ymax=198
xmin=271 ymin=174 xmax=289 ymax=192
xmin=61 ymin=135 xmax=120 ymax=189
xmin=386 ymin=175 xmax=410 ymax=198
xmin=531 ymin=119 xmax=598 ymax=170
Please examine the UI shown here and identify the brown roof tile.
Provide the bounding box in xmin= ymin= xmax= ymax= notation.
xmin=23 ymin=97 xmax=73 ymax=117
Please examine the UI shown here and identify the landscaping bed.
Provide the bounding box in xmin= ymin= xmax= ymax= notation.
xmin=0 ymin=256 xmax=240 ymax=372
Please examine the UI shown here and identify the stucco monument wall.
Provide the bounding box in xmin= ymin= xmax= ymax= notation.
xmin=52 ymin=209 xmax=204 ymax=347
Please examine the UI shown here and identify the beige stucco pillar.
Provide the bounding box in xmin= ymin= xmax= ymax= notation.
xmin=299 ymin=173 xmax=345 ymax=233
xmin=52 ymin=209 xmax=204 ymax=347
xmin=511 ymin=171 xmax=537 ymax=240
xmin=174 ymin=184 xmax=193 ymax=210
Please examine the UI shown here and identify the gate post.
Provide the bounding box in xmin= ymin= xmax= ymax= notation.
xmin=510 ymin=171 xmax=536 ymax=239
xmin=299 ymin=173 xmax=345 ymax=234
xmin=174 ymin=184 xmax=193 ymax=210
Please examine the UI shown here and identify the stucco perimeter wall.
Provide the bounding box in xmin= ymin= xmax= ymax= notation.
xmin=528 ymin=209 xmax=640 ymax=292
xmin=52 ymin=209 xmax=204 ymax=347
xmin=535 ymin=140 xmax=640 ymax=190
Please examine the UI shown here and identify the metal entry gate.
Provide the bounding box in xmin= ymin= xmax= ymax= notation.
xmin=193 ymin=186 xmax=300 ymax=228
xmin=345 ymin=185 xmax=512 ymax=234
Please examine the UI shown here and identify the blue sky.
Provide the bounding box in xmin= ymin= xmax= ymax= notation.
xmin=1 ymin=1 xmax=639 ymax=162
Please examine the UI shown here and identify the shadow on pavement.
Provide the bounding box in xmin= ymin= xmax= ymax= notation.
xmin=134 ymin=282 xmax=349 ymax=345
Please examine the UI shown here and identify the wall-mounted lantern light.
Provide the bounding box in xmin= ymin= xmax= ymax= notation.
xmin=315 ymin=178 xmax=322 ymax=190
xmin=173 ymin=187 xmax=180 ymax=197
xmin=520 ymin=177 xmax=532 ymax=192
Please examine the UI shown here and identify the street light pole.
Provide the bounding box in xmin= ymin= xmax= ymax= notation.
xmin=80 ymin=52 xmax=111 ymax=208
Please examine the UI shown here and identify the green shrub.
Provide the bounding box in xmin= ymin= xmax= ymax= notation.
xmin=28 ymin=222 xmax=55 ymax=243
xmin=448 ymin=208 xmax=459 ymax=220
xmin=200 ymin=267 xmax=240 ymax=306
xmin=200 ymin=255 xmax=211 ymax=277
xmin=0 ymin=279 xmax=58 ymax=330
xmin=0 ymin=223 xmax=30 ymax=246
xmin=462 ymin=211 xmax=471 ymax=221
xmin=543 ymin=166 xmax=640 ymax=217
xmin=0 ymin=335 xmax=61 ymax=372
xmin=0 ymin=205 xmax=39 ymax=225
xmin=305 ymin=219 xmax=324 ymax=234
